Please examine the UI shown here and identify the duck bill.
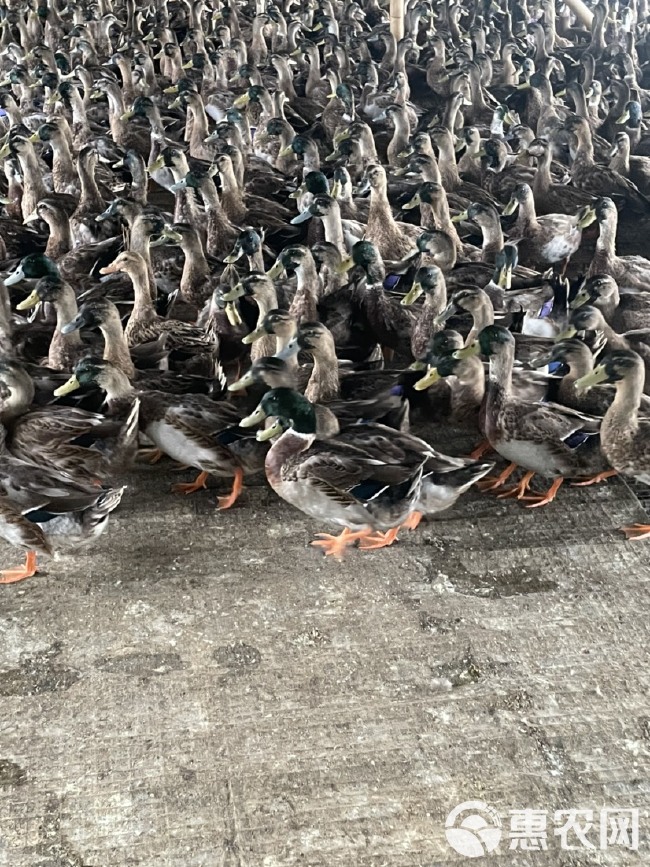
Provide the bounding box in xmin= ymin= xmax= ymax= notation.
xmin=23 ymin=210 xmax=40 ymax=224
xmin=228 ymin=370 xmax=255 ymax=391
xmin=528 ymin=351 xmax=553 ymax=369
xmin=232 ymin=93 xmax=250 ymax=108
xmin=570 ymin=288 xmax=590 ymax=309
xmin=60 ymin=312 xmax=89 ymax=334
xmin=290 ymin=209 xmax=313 ymax=225
xmin=497 ymin=265 xmax=512 ymax=289
xmin=181 ymin=60 xmax=194 ymax=70
xmin=502 ymin=199 xmax=518 ymax=216
xmin=554 ymin=326 xmax=577 ymax=341
xmin=16 ymin=288 xmax=41 ymax=310
xmin=146 ymin=155 xmax=165 ymax=173
xmin=53 ymin=374 xmax=81 ymax=397
xmin=28 ymin=131 xmax=40 ymax=143
xmin=221 ymin=282 xmax=244 ymax=303
xmin=99 ymin=263 xmax=120 ymax=275
xmin=240 ymin=405 xmax=267 ymax=427
xmin=224 ymin=246 xmax=243 ymax=264
xmin=451 ymin=209 xmax=468 ymax=223
xmin=168 ymin=96 xmax=182 ymax=109
xmin=401 ymin=282 xmax=423 ymax=306
xmin=4 ymin=266 xmax=25 ymax=286
xmin=433 ymin=301 xmax=457 ymax=325
xmin=576 ymin=206 xmax=597 ymax=230
xmin=278 ymin=145 xmax=294 ymax=157
xmin=324 ymin=150 xmax=340 ymax=162
xmin=453 ymin=342 xmax=480 ymax=360
xmin=402 ymin=194 xmax=420 ymax=210
xmin=225 ymin=301 xmax=242 ymax=326
xmin=241 ymin=326 xmax=266 ymax=345
xmin=336 ymin=256 xmax=355 ymax=275
xmin=574 ymin=366 xmax=609 ymax=392
xmin=256 ymin=419 xmax=283 ymax=442
xmin=120 ymin=109 xmax=134 ymax=121
xmin=330 ymin=180 xmax=342 ymax=198
xmin=616 ymin=110 xmax=630 ymax=124
xmin=266 ymin=260 xmax=284 ymax=279
xmin=414 ymin=367 xmax=442 ymax=390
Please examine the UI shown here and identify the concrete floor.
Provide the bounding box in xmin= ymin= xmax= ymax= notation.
xmin=0 ymin=457 xmax=649 ymax=866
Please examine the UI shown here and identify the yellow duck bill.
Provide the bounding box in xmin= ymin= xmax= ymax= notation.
xmin=414 ymin=367 xmax=442 ymax=390
xmin=256 ymin=420 xmax=283 ymax=442
xmin=54 ymin=375 xmax=81 ymax=397
xmin=15 ymin=289 xmax=40 ymax=310
xmin=240 ymin=405 xmax=267 ymax=427
xmin=574 ymin=366 xmax=610 ymax=392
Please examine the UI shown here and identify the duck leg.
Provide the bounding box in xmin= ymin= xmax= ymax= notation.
xmin=171 ymin=471 xmax=209 ymax=495
xmin=476 ymin=462 xmax=518 ymax=491
xmin=0 ymin=551 xmax=39 ymax=584
xmin=621 ymin=524 xmax=650 ymax=541
xmin=400 ymin=511 xmax=423 ymax=531
xmin=311 ymin=527 xmax=372 ymax=558
xmin=497 ymin=471 xmax=536 ymax=500
xmin=139 ymin=447 xmax=164 ymax=464
xmin=359 ymin=527 xmax=401 ymax=549
xmin=571 ymin=469 xmax=617 ymax=486
xmin=469 ymin=439 xmax=493 ymax=460
xmin=522 ymin=477 xmax=564 ymax=508
xmin=217 ymin=467 xmax=244 ymax=510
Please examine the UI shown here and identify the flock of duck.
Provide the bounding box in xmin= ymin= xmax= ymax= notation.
xmin=1 ymin=0 xmax=650 ymax=580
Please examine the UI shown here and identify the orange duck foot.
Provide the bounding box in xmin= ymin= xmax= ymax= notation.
xmin=139 ymin=447 xmax=164 ymax=464
xmin=359 ymin=527 xmax=401 ymax=550
xmin=171 ymin=471 xmax=209 ymax=495
xmin=571 ymin=469 xmax=618 ymax=487
xmin=0 ymin=551 xmax=39 ymax=584
xmin=401 ymin=511 xmax=423 ymax=531
xmin=522 ymin=477 xmax=564 ymax=508
xmin=469 ymin=439 xmax=493 ymax=460
xmin=217 ymin=468 xmax=244 ymax=510
xmin=311 ymin=527 xmax=370 ymax=559
xmin=622 ymin=524 xmax=650 ymax=541
xmin=476 ymin=462 xmax=518 ymax=492
xmin=497 ymin=470 xmax=536 ymax=500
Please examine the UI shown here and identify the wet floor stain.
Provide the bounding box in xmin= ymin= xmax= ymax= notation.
xmin=0 ymin=758 xmax=26 ymax=787
xmin=419 ymin=613 xmax=462 ymax=634
xmin=94 ymin=651 xmax=185 ymax=677
xmin=430 ymin=647 xmax=482 ymax=688
xmin=427 ymin=559 xmax=558 ymax=597
xmin=213 ymin=642 xmax=262 ymax=670
xmin=0 ymin=659 xmax=80 ymax=697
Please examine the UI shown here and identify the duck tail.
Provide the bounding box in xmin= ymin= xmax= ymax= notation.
xmin=426 ymin=460 xmax=495 ymax=492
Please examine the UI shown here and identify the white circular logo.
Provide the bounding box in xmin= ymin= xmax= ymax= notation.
xmin=445 ymin=800 xmax=502 ymax=858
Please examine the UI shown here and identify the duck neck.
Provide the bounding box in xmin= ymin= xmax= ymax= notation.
xmin=100 ymin=308 xmax=136 ymax=378
xmin=105 ymin=87 xmax=128 ymax=145
xmin=189 ymin=98 xmax=211 ymax=154
xmin=127 ymin=262 xmax=156 ymax=322
xmin=50 ymin=136 xmax=76 ymax=193
xmin=486 ymin=344 xmax=514 ymax=411
xmin=77 ymin=156 xmax=104 ymax=213
xmin=603 ymin=367 xmax=644 ymax=445
xmin=17 ymin=147 xmax=49 ymax=217
xmin=572 ymin=129 xmax=595 ymax=165
xmin=466 ymin=297 xmax=495 ymax=344
xmin=180 ymin=239 xmax=211 ymax=302
xmin=532 ymin=146 xmax=553 ymax=195
xmin=479 ymin=216 xmax=505 ymax=262
xmin=44 ymin=213 xmax=73 ymax=259
xmin=219 ymin=163 xmax=246 ymax=222
xmin=320 ymin=206 xmax=347 ymax=256
xmin=289 ymin=258 xmax=320 ymax=322
xmin=306 ymin=346 xmax=340 ymax=403
xmin=104 ymin=368 xmax=137 ymax=403
xmin=512 ymin=197 xmax=539 ymax=235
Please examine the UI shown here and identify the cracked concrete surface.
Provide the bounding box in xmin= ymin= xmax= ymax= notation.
xmin=0 ymin=460 xmax=649 ymax=866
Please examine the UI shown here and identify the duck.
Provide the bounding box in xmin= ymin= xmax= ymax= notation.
xmin=55 ymin=356 xmax=266 ymax=510
xmin=576 ymin=350 xmax=650 ymax=539
xmin=501 ymin=184 xmax=596 ymax=269
xmin=0 ymin=421 xmax=125 ymax=584
xmin=239 ymin=386 xmax=493 ymax=556
xmin=586 ymin=198 xmax=650 ymax=290
xmin=454 ymin=325 xmax=612 ymax=505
